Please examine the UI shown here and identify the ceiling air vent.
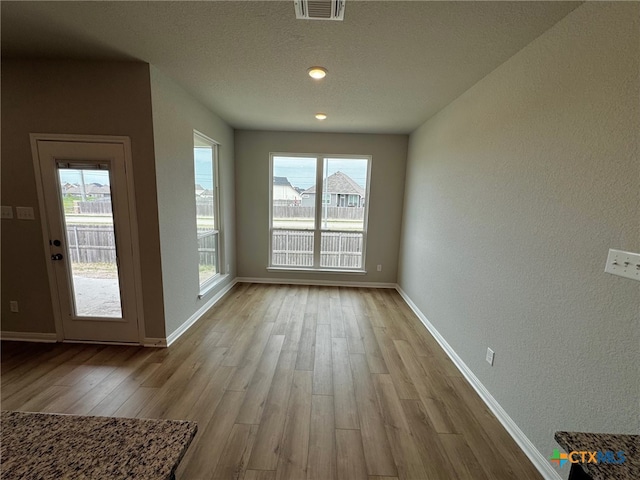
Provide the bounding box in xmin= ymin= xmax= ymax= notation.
xmin=295 ymin=0 xmax=345 ymax=21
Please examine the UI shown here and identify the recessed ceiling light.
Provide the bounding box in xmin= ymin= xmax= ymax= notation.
xmin=308 ymin=67 xmax=327 ymax=79
xmin=315 ymin=113 xmax=327 ymax=120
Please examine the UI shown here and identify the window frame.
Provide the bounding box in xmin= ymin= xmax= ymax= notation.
xmin=194 ymin=131 xmax=223 ymax=294
xmin=268 ymin=152 xmax=371 ymax=273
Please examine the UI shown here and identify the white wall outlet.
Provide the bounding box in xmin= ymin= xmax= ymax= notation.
xmin=377 ymin=264 xmax=382 ymax=272
xmin=9 ymin=301 xmax=19 ymax=313
xmin=486 ymin=347 xmax=495 ymax=366
xmin=16 ymin=206 xmax=35 ymax=220
xmin=1 ymin=206 xmax=13 ymax=219
xmin=604 ymin=249 xmax=640 ymax=281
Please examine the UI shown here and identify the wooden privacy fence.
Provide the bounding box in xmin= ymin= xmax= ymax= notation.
xmin=196 ymin=199 xmax=214 ymax=218
xmin=66 ymin=225 xmax=361 ymax=268
xmin=65 ymin=225 xmax=116 ymax=263
xmin=74 ymin=199 xmax=215 ymax=218
xmin=321 ymin=232 xmax=363 ymax=268
xmin=273 ymin=206 xmax=364 ymax=220
xmin=272 ymin=230 xmax=363 ymax=268
xmin=74 ymin=201 xmax=112 ymax=215
xmin=197 ymin=229 xmax=219 ymax=269
xmin=65 ymin=225 xmax=219 ymax=267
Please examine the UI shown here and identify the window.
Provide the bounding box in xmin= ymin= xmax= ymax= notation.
xmin=194 ymin=132 xmax=221 ymax=289
xmin=270 ymin=154 xmax=371 ymax=271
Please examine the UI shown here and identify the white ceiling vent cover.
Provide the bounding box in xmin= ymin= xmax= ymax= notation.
xmin=295 ymin=0 xmax=345 ymax=21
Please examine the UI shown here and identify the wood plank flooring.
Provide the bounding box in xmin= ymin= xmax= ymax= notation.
xmin=1 ymin=284 xmax=543 ymax=480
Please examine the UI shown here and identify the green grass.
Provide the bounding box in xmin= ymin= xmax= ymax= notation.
xmin=62 ymin=195 xmax=76 ymax=213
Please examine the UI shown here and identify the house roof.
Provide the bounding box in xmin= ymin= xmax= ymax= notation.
xmin=303 ymin=172 xmax=365 ymax=197
xmin=64 ymin=183 xmax=111 ymax=195
xmin=273 ymin=176 xmax=293 ymax=187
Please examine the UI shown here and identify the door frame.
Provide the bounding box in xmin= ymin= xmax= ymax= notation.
xmin=30 ymin=133 xmax=146 ymax=344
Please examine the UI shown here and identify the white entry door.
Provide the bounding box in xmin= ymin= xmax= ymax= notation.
xmin=33 ymin=138 xmax=139 ymax=343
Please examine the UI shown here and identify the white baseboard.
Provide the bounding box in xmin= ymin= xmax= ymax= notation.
xmin=63 ymin=339 xmax=140 ymax=347
xmin=141 ymin=337 xmax=168 ymax=348
xmin=236 ymin=277 xmax=396 ymax=288
xmin=164 ymin=278 xmax=238 ymax=347
xmin=0 ymin=331 xmax=58 ymax=343
xmin=395 ymin=285 xmax=562 ymax=480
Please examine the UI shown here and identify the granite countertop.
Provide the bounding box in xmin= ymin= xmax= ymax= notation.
xmin=1 ymin=410 xmax=197 ymax=480
xmin=554 ymin=431 xmax=639 ymax=480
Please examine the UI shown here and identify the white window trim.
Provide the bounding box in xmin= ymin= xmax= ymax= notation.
xmin=194 ymin=131 xmax=223 ymax=296
xmin=268 ymin=152 xmax=371 ymax=273
xmin=197 ymin=272 xmax=230 ymax=299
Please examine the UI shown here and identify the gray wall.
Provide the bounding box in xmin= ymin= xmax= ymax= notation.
xmin=150 ymin=67 xmax=236 ymax=337
xmin=1 ymin=60 xmax=166 ymax=338
xmin=398 ymin=2 xmax=639 ymax=476
xmin=235 ymin=130 xmax=408 ymax=284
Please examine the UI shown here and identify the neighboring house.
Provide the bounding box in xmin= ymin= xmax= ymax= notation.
xmin=64 ymin=183 xmax=111 ymax=198
xmin=273 ymin=176 xmax=301 ymax=206
xmin=61 ymin=182 xmax=75 ymax=194
xmin=301 ymin=171 xmax=364 ymax=207
xmin=195 ymin=183 xmax=206 ymax=197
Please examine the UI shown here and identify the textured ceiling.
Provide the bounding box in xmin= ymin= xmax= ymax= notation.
xmin=1 ymin=1 xmax=581 ymax=134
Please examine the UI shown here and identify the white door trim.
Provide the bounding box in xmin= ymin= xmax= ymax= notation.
xmin=29 ymin=133 xmax=146 ymax=344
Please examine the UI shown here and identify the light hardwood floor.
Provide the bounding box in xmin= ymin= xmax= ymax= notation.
xmin=1 ymin=284 xmax=543 ymax=480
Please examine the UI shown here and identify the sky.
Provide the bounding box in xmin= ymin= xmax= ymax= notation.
xmin=194 ymin=148 xmax=214 ymax=189
xmin=59 ymin=169 xmax=111 ymax=186
xmin=59 ymin=149 xmax=215 ymax=190
xmin=273 ymin=156 xmax=368 ymax=190
xmin=59 ymin=154 xmax=369 ymax=192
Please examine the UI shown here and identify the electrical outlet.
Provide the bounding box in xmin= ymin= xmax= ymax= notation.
xmin=377 ymin=264 xmax=382 ymax=272
xmin=16 ymin=207 xmax=35 ymax=220
xmin=604 ymin=249 xmax=640 ymax=281
xmin=9 ymin=301 xmax=19 ymax=313
xmin=1 ymin=206 xmax=13 ymax=219
xmin=486 ymin=348 xmax=495 ymax=366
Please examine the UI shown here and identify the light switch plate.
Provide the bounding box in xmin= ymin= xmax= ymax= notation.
xmin=16 ymin=206 xmax=35 ymax=220
xmin=1 ymin=206 xmax=13 ymax=219
xmin=604 ymin=249 xmax=640 ymax=281
xmin=486 ymin=348 xmax=495 ymax=366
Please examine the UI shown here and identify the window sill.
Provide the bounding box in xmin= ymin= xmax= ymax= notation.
xmin=267 ymin=267 xmax=367 ymax=275
xmin=198 ymin=273 xmax=230 ymax=299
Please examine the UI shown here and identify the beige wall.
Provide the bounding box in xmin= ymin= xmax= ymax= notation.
xmin=150 ymin=67 xmax=236 ymax=337
xmin=234 ymin=130 xmax=408 ymax=284
xmin=398 ymin=2 xmax=639 ymax=476
xmin=1 ymin=60 xmax=166 ymax=338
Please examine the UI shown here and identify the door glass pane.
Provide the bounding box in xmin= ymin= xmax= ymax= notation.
xmin=320 ymin=158 xmax=368 ymax=268
xmin=58 ymin=167 xmax=123 ymax=318
xmin=271 ymin=156 xmax=316 ymax=266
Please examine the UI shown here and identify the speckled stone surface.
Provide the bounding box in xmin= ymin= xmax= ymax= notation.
xmin=1 ymin=411 xmax=197 ymax=480
xmin=555 ymin=431 xmax=639 ymax=480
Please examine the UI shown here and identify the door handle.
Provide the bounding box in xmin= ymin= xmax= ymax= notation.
xmin=51 ymin=253 xmax=64 ymax=261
